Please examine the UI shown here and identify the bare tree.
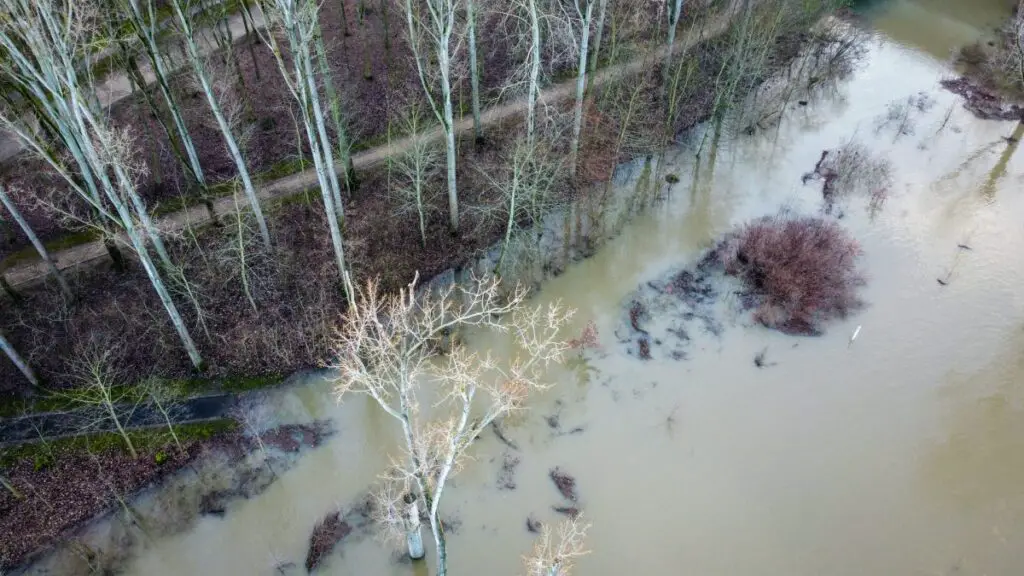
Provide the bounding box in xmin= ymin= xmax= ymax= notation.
xmin=168 ymin=0 xmax=272 ymax=247
xmin=523 ymin=515 xmax=590 ymax=576
xmin=389 ymin=105 xmax=443 ymax=248
xmin=119 ymin=0 xmax=213 ymax=213
xmin=145 ymin=379 xmax=187 ymax=453
xmin=0 ymin=184 xmax=73 ymax=299
xmin=0 ymin=0 xmax=205 ymax=368
xmin=560 ymin=0 xmax=598 ymax=175
xmin=467 ymin=0 xmax=484 ymax=142
xmin=404 ymin=0 xmax=462 ymax=231
xmin=257 ymin=0 xmax=354 ymax=301
xmin=588 ymin=0 xmax=610 ymax=74
xmin=332 ymin=274 xmax=574 ymax=576
xmin=665 ymin=0 xmax=686 ymax=73
xmin=478 ymin=138 xmax=564 ymax=273
xmin=59 ymin=344 xmax=144 ymax=459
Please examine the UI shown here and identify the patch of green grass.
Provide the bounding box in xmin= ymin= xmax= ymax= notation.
xmin=173 ymin=373 xmax=283 ymax=396
xmin=0 ymin=372 xmax=282 ymax=419
xmin=0 ymin=418 xmax=238 ymax=469
xmin=0 ymin=229 xmax=100 ymax=271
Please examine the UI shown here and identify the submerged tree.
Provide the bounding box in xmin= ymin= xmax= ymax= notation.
xmin=523 ymin=515 xmax=591 ymax=576
xmin=332 ymin=275 xmax=573 ymax=576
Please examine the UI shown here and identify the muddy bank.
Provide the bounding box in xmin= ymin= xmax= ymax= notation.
xmin=2 ymin=412 xmax=330 ymax=573
xmin=941 ymin=77 xmax=1024 ymax=121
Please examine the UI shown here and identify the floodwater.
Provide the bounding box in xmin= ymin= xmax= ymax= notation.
xmin=51 ymin=3 xmax=1024 ymax=575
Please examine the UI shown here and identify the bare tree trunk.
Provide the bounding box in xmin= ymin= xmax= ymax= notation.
xmin=589 ymin=0 xmax=610 ymax=73
xmin=569 ymin=0 xmax=595 ymax=176
xmin=259 ymin=0 xmax=353 ymax=300
xmin=467 ymin=0 xmax=483 ymax=142
xmin=663 ymin=0 xmax=685 ymax=96
xmin=526 ymin=0 xmax=542 ymax=146
xmin=403 ymin=493 xmax=425 ymax=560
xmin=314 ymin=24 xmax=357 ymax=195
xmin=170 ymin=0 xmax=272 ymax=247
xmin=403 ymin=0 xmax=460 ymax=232
xmin=0 ymin=328 xmax=38 ymax=387
xmin=0 ymin=185 xmax=72 ymax=299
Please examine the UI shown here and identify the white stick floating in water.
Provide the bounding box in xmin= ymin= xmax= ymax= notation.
xmin=848 ymin=325 xmax=862 ymax=347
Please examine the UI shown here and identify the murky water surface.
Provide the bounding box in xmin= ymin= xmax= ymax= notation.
xmin=108 ymin=5 xmax=1024 ymax=575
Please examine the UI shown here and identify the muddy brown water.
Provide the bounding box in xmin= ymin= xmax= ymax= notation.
xmin=31 ymin=5 xmax=1024 ymax=575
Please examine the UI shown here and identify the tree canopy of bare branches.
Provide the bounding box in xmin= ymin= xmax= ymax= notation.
xmin=331 ymin=273 xmax=574 ymax=576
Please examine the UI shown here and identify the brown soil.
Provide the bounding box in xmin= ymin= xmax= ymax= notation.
xmin=0 ymin=421 xmax=329 ymax=571
xmin=0 ymin=433 xmax=219 ymax=570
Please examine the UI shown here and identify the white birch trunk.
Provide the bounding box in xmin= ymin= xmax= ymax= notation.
xmin=590 ymin=0 xmax=609 ymax=73
xmin=0 ymin=184 xmax=72 ymax=299
xmin=68 ymin=92 xmax=205 ymax=369
xmin=569 ymin=1 xmax=594 ymax=176
xmin=526 ymin=0 xmax=542 ymax=147
xmin=467 ymin=0 xmax=483 ymax=142
xmin=403 ymin=493 xmax=425 ymax=560
xmin=661 ymin=0 xmax=685 ymax=100
xmin=0 ymin=328 xmax=38 ymax=387
xmin=128 ymin=0 xmax=208 ymax=192
xmin=439 ymin=30 xmax=459 ymax=233
xmin=314 ymin=25 xmax=356 ymax=194
xmin=171 ymin=0 xmax=272 ymax=247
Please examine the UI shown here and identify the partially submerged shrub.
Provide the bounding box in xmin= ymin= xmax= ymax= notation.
xmin=719 ymin=214 xmax=865 ymax=335
xmin=803 ymin=141 xmax=892 ymax=215
xmin=305 ymin=510 xmax=352 ymax=572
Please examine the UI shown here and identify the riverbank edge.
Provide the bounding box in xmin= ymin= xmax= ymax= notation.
xmin=1 ymin=8 xmax=844 ymax=571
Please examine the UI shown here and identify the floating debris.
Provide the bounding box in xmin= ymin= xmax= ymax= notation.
xmin=549 ymin=467 xmax=578 ymax=502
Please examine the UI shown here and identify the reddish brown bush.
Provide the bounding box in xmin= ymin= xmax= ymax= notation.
xmin=719 ymin=214 xmax=864 ymax=335
xmin=305 ymin=510 xmax=352 ymax=572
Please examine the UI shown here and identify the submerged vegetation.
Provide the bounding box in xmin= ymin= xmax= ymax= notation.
xmin=0 ymin=0 xmax=862 ymax=570
xmin=719 ymin=213 xmax=865 ymax=335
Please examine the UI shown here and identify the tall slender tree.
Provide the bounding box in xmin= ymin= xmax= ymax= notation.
xmin=0 ymin=184 xmax=73 ymax=299
xmin=404 ymin=0 xmax=462 ymax=232
xmin=257 ymin=0 xmax=353 ymax=301
xmin=0 ymin=0 xmax=204 ymax=368
xmin=467 ymin=0 xmax=484 ymax=142
xmin=120 ymin=0 xmax=217 ymax=220
xmin=563 ymin=0 xmax=597 ymax=175
xmin=168 ymin=0 xmax=272 ymax=247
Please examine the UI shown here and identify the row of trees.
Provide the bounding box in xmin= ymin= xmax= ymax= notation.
xmin=0 ymin=0 xmax=850 ymax=393
xmin=0 ymin=0 xmax=706 ymax=384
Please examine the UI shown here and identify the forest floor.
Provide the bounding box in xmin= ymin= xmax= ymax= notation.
xmin=2 ymin=14 xmax=729 ymax=289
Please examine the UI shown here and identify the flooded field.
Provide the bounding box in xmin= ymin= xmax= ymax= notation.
xmin=30 ymin=3 xmax=1024 ymax=575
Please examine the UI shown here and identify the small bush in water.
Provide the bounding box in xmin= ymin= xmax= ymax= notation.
xmin=719 ymin=213 xmax=864 ymax=335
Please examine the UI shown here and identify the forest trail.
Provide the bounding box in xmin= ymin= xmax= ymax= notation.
xmin=4 ymin=14 xmax=729 ymax=289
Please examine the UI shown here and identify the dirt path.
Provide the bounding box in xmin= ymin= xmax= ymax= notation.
xmin=0 ymin=6 xmax=265 ymax=162
xmin=4 ymin=15 xmax=729 ymax=289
